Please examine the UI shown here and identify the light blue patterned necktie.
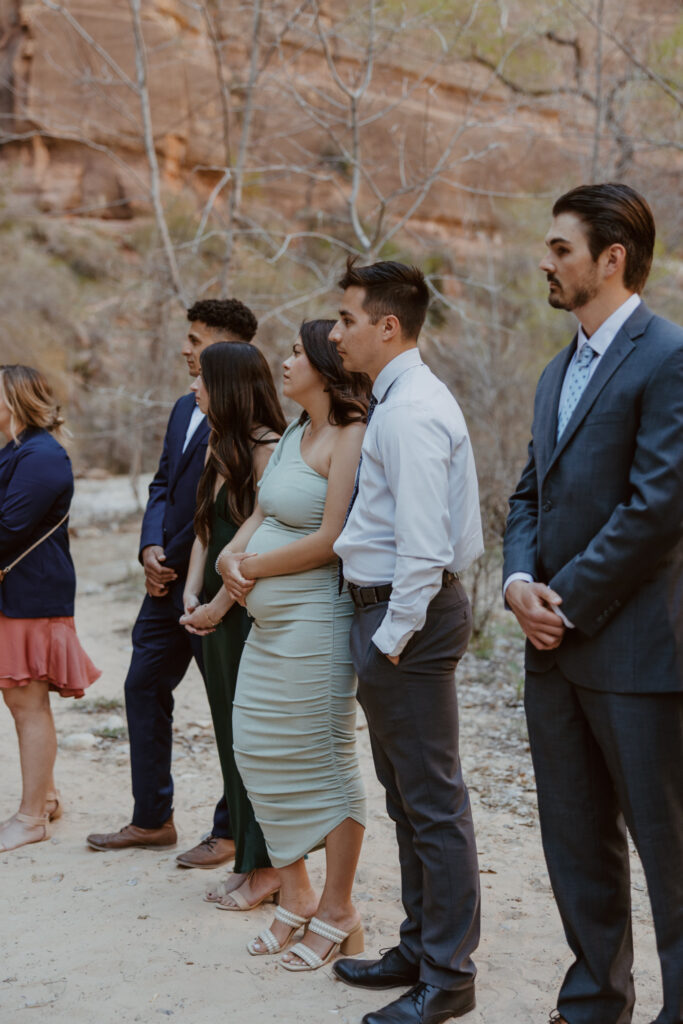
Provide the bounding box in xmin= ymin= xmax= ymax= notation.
xmin=557 ymin=343 xmax=596 ymax=440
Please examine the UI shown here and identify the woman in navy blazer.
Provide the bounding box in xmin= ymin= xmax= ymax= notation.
xmin=0 ymin=365 xmax=99 ymax=852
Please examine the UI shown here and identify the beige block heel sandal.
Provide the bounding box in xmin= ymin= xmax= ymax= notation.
xmin=247 ymin=905 xmax=310 ymax=956
xmin=280 ymin=916 xmax=364 ymax=972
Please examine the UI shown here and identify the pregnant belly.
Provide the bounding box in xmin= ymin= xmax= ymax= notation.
xmin=244 ymin=520 xmax=335 ymax=624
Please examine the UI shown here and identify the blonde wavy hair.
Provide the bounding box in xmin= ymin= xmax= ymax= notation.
xmin=0 ymin=365 xmax=69 ymax=446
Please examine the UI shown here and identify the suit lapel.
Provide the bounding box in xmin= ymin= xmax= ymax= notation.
xmin=535 ymin=341 xmax=575 ymax=481
xmin=544 ymin=303 xmax=652 ymax=478
xmin=166 ymin=397 xmax=206 ymax=497
xmin=170 ymin=407 xmax=209 ymax=495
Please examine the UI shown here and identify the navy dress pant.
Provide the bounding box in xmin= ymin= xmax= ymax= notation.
xmin=124 ymin=592 xmax=231 ymax=836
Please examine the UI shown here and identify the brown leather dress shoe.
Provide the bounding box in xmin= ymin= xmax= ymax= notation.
xmin=86 ymin=816 xmax=177 ymax=851
xmin=175 ymin=835 xmax=236 ymax=868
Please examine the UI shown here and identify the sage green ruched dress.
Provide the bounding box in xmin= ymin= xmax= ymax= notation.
xmin=232 ymin=421 xmax=366 ymax=868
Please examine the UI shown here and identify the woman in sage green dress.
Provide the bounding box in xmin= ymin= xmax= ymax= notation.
xmin=217 ymin=320 xmax=370 ymax=971
xmin=180 ymin=341 xmax=285 ymax=903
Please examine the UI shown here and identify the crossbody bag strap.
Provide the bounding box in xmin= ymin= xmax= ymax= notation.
xmin=0 ymin=510 xmax=70 ymax=583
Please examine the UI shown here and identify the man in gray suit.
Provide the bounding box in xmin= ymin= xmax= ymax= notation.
xmin=503 ymin=183 xmax=682 ymax=1024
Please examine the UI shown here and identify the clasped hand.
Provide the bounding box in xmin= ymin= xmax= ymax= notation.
xmin=217 ymin=551 xmax=256 ymax=606
xmin=179 ymin=593 xmax=216 ymax=636
xmin=142 ymin=544 xmax=177 ymax=597
xmin=506 ymin=580 xmax=566 ymax=650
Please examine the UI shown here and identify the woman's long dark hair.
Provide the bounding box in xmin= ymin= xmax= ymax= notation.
xmin=296 ymin=319 xmax=371 ymax=427
xmin=194 ymin=342 xmax=286 ymax=544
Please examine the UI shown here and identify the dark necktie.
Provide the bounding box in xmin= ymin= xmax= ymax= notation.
xmin=337 ymin=394 xmax=377 ymax=593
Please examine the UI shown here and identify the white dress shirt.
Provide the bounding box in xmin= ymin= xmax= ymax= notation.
xmin=183 ymin=404 xmax=205 ymax=453
xmin=503 ymin=293 xmax=642 ymax=623
xmin=334 ymin=348 xmax=484 ymax=657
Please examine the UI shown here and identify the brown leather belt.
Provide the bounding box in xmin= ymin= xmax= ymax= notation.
xmin=347 ymin=570 xmax=459 ymax=609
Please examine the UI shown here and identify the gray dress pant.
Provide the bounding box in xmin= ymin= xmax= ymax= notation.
xmin=350 ymin=581 xmax=480 ymax=992
xmin=525 ymin=667 xmax=683 ymax=1024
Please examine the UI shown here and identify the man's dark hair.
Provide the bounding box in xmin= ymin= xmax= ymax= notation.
xmin=553 ymin=183 xmax=655 ymax=293
xmin=337 ymin=257 xmax=430 ymax=340
xmin=186 ymin=298 xmax=258 ymax=342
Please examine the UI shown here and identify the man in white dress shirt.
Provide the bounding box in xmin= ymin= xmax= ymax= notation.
xmin=331 ymin=259 xmax=484 ymax=1024
xmin=503 ymin=184 xmax=683 ymax=1024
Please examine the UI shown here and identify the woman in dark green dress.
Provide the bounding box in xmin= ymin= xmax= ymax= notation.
xmin=180 ymin=341 xmax=286 ymax=905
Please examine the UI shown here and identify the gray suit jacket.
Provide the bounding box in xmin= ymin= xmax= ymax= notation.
xmin=503 ymin=302 xmax=683 ymax=692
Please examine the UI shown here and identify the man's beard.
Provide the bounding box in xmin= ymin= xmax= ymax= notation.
xmin=547 ymin=266 xmax=599 ymax=311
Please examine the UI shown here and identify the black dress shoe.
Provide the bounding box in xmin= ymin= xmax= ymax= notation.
xmin=362 ymin=982 xmax=476 ymax=1024
xmin=333 ymin=946 xmax=419 ymax=990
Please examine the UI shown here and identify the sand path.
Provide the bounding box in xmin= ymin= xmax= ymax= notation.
xmin=0 ymin=520 xmax=662 ymax=1023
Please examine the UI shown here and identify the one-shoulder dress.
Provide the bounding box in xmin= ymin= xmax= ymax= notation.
xmin=202 ymin=483 xmax=270 ymax=873
xmin=232 ymin=421 xmax=366 ymax=868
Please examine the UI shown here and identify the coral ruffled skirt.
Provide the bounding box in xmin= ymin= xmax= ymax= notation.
xmin=0 ymin=610 xmax=101 ymax=698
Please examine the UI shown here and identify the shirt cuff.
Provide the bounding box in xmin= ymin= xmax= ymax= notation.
xmin=371 ymin=622 xmax=415 ymax=659
xmin=503 ymin=572 xmax=534 ymax=602
xmin=503 ymin=573 xmax=574 ymax=628
xmin=553 ymin=605 xmax=574 ymax=629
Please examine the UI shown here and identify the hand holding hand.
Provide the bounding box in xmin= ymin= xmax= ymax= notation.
xmin=179 ymin=604 xmax=218 ymax=636
xmin=183 ymin=592 xmax=201 ymax=616
xmin=217 ymin=551 xmax=256 ymax=606
xmin=142 ymin=545 xmax=177 ymax=597
xmin=506 ymin=580 xmax=566 ymax=650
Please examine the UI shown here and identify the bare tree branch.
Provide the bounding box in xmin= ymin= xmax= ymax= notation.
xmin=128 ymin=0 xmax=186 ymax=302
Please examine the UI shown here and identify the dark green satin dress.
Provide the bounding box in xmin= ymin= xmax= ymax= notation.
xmin=202 ymin=483 xmax=271 ymax=873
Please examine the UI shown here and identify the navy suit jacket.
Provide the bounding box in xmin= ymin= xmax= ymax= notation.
xmin=0 ymin=428 xmax=75 ymax=618
xmin=138 ymin=393 xmax=209 ymax=608
xmin=503 ymin=302 xmax=683 ymax=692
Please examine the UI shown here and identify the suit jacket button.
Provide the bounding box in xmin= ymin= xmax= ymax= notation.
xmin=542 ymin=500 xmax=553 ymax=512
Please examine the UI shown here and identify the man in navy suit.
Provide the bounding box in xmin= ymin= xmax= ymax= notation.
xmin=503 ymin=184 xmax=682 ymax=1024
xmin=87 ymin=299 xmax=258 ymax=867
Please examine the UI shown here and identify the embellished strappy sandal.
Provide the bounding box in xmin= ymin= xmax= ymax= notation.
xmin=45 ymin=791 xmax=63 ymax=822
xmin=280 ymin=916 xmax=364 ymax=972
xmin=247 ymin=905 xmax=310 ymax=956
xmin=216 ymin=872 xmax=280 ymax=911
xmin=204 ymin=872 xmax=247 ymax=904
xmin=0 ymin=812 xmax=49 ymax=852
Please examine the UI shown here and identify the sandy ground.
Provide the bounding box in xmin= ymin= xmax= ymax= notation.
xmin=0 ymin=514 xmax=663 ymax=1024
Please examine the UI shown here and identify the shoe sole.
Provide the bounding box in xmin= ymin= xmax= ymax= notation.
xmin=333 ymin=975 xmax=419 ymax=991
xmin=175 ymin=857 xmax=235 ymax=869
xmin=87 ymin=841 xmax=177 ymax=851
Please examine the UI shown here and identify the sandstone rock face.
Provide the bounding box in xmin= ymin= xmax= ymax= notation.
xmin=0 ymin=0 xmax=680 ymax=242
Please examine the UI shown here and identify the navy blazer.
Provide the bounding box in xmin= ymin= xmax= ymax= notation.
xmin=503 ymin=303 xmax=683 ymax=692
xmin=0 ymin=428 xmax=75 ymax=618
xmin=138 ymin=393 xmax=209 ymax=605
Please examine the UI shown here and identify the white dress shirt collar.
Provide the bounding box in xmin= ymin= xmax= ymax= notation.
xmin=373 ymin=347 xmax=423 ymax=402
xmin=182 ymin=403 xmax=205 ymax=453
xmin=577 ymin=292 xmax=641 ymax=357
